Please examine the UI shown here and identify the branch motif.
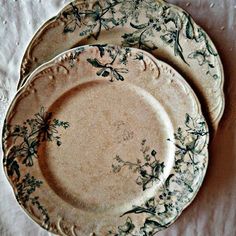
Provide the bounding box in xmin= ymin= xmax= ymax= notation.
xmin=112 ymin=139 xmax=165 ymax=191
xmin=87 ymin=46 xmax=131 ymax=81
xmin=62 ymin=0 xmax=220 ymax=80
xmin=16 ymin=173 xmax=50 ymax=229
xmin=3 ymin=107 xmax=70 ymax=229
xmin=4 ymin=107 xmax=69 ymax=180
xmin=110 ymin=114 xmax=208 ymax=235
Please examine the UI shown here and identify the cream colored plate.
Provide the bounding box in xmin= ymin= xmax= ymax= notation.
xmin=4 ymin=45 xmax=209 ymax=235
xmin=19 ymin=0 xmax=224 ymax=130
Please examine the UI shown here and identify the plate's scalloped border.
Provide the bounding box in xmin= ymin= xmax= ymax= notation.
xmin=18 ymin=0 xmax=225 ymax=130
xmin=4 ymin=45 xmax=209 ymax=235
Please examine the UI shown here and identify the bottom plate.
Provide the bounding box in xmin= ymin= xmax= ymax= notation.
xmin=3 ymin=45 xmax=209 ymax=235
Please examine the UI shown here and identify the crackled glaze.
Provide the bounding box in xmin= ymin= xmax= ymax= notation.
xmin=4 ymin=45 xmax=209 ymax=235
xmin=19 ymin=0 xmax=224 ymax=129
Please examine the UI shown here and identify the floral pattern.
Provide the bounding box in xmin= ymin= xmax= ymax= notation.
xmin=16 ymin=173 xmax=50 ymax=229
xmin=3 ymin=107 xmax=70 ymax=229
xmin=112 ymin=139 xmax=165 ymax=191
xmin=61 ymin=0 xmax=220 ymax=81
xmin=87 ymin=45 xmax=130 ymax=81
xmin=110 ymin=114 xmax=208 ymax=235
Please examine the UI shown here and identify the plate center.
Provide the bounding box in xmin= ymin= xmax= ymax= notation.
xmin=39 ymin=80 xmax=175 ymax=214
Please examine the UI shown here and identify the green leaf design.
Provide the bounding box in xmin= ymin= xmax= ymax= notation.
xmin=6 ymin=159 xmax=20 ymax=180
xmin=61 ymin=0 xmax=220 ymax=81
xmin=93 ymin=44 xmax=108 ymax=57
xmin=4 ymin=107 xmax=70 ymax=177
xmin=143 ymin=219 xmax=166 ymax=229
xmin=97 ymin=68 xmax=110 ymax=77
xmin=112 ymin=141 xmax=164 ymax=191
xmin=16 ymin=173 xmax=50 ymax=228
xmin=62 ymin=0 xmax=127 ymax=39
xmin=121 ymin=198 xmax=156 ymax=217
xmin=63 ymin=3 xmax=82 ymax=33
xmin=161 ymin=30 xmax=189 ymax=65
xmin=165 ymin=174 xmax=175 ymax=188
xmin=184 ymin=12 xmax=195 ymax=40
xmin=87 ymin=58 xmax=104 ymax=68
xmin=86 ymin=46 xmax=131 ymax=81
xmin=3 ymin=108 xmax=70 ymax=229
xmin=130 ymin=22 xmax=147 ymax=29
xmin=174 ymin=31 xmax=189 ymax=65
xmin=112 ymin=70 xmax=125 ymax=81
xmin=206 ymin=40 xmax=218 ymax=56
xmin=111 ymin=114 xmax=208 ymax=235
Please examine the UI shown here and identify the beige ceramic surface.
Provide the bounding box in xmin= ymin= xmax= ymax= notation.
xmin=18 ymin=0 xmax=224 ymax=130
xmin=3 ymin=45 xmax=209 ymax=235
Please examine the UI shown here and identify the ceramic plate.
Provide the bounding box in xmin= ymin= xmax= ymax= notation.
xmin=19 ymin=0 xmax=224 ymax=129
xmin=4 ymin=45 xmax=209 ymax=235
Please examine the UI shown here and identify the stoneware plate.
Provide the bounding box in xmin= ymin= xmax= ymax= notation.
xmin=19 ymin=0 xmax=224 ymax=130
xmin=4 ymin=45 xmax=209 ymax=235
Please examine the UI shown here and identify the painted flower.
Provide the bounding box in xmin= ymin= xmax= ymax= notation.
xmin=22 ymin=139 xmax=39 ymax=166
xmin=35 ymin=107 xmax=59 ymax=142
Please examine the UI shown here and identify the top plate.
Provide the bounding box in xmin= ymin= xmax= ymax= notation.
xmin=19 ymin=0 xmax=224 ymax=129
xmin=4 ymin=45 xmax=209 ymax=235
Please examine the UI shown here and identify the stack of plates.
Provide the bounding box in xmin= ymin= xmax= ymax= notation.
xmin=2 ymin=1 xmax=224 ymax=235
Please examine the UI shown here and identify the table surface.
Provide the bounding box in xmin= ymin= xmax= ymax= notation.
xmin=0 ymin=0 xmax=235 ymax=236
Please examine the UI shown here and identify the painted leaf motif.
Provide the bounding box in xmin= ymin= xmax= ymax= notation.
xmin=112 ymin=70 xmax=125 ymax=81
xmin=87 ymin=58 xmax=104 ymax=68
xmin=185 ymin=113 xmax=196 ymax=130
xmin=185 ymin=14 xmax=195 ymax=39
xmin=174 ymin=32 xmax=189 ymax=65
xmin=165 ymin=174 xmax=175 ymax=188
xmin=206 ymin=41 xmax=218 ymax=56
xmin=121 ymin=206 xmax=154 ymax=217
xmin=97 ymin=68 xmax=110 ymax=77
xmin=6 ymin=159 xmax=20 ymax=180
xmin=143 ymin=219 xmax=166 ymax=229
xmin=130 ymin=22 xmax=148 ymax=29
xmin=93 ymin=44 xmax=107 ymax=57
xmin=63 ymin=4 xmax=81 ymax=33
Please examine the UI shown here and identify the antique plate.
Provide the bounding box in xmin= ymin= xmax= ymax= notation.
xmin=19 ymin=0 xmax=224 ymax=130
xmin=4 ymin=45 xmax=209 ymax=235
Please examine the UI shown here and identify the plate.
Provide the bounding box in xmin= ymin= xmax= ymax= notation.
xmin=19 ymin=0 xmax=224 ymax=129
xmin=4 ymin=45 xmax=209 ymax=235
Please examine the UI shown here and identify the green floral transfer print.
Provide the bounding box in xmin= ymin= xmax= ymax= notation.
xmin=69 ymin=47 xmax=85 ymax=67
xmin=3 ymin=107 xmax=69 ymax=180
xmin=112 ymin=139 xmax=165 ymax=191
xmin=183 ymin=12 xmax=219 ymax=79
xmin=110 ymin=114 xmax=208 ymax=235
xmin=62 ymin=0 xmax=143 ymax=38
xmin=16 ymin=173 xmax=50 ymax=229
xmin=62 ymin=0 xmax=220 ymax=80
xmin=3 ymin=107 xmax=70 ymax=228
xmin=87 ymin=45 xmax=130 ymax=81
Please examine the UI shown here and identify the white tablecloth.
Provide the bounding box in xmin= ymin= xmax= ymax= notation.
xmin=0 ymin=0 xmax=235 ymax=235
